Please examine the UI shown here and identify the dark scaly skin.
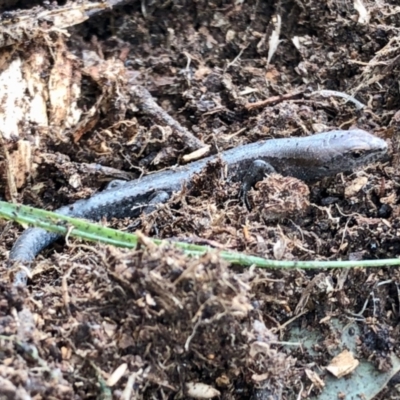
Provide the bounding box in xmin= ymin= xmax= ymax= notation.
xmin=9 ymin=129 xmax=388 ymax=285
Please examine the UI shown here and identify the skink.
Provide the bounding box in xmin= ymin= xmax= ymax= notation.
xmin=9 ymin=129 xmax=388 ymax=284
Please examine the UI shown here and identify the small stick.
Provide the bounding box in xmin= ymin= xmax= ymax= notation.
xmin=129 ymin=84 xmax=207 ymax=152
xmin=244 ymin=90 xmax=305 ymax=111
xmin=39 ymin=153 xmax=137 ymax=181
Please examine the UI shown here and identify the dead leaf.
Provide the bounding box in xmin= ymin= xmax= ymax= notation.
xmin=326 ymin=349 xmax=359 ymax=378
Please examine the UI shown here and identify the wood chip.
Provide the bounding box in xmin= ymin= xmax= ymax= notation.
xmin=344 ymin=176 xmax=368 ymax=198
xmin=326 ymin=350 xmax=359 ymax=378
xmin=185 ymin=382 xmax=220 ymax=399
xmin=107 ymin=363 xmax=128 ymax=387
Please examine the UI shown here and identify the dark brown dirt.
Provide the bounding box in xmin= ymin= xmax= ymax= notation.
xmin=0 ymin=0 xmax=400 ymax=399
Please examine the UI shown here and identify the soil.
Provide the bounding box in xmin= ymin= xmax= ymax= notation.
xmin=0 ymin=0 xmax=400 ymax=399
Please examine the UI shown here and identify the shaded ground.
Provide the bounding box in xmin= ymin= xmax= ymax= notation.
xmin=0 ymin=0 xmax=400 ymax=398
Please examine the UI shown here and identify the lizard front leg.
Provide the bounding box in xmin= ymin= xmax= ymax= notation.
xmin=239 ymin=160 xmax=276 ymax=210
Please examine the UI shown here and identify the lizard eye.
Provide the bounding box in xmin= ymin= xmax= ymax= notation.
xmin=351 ymin=150 xmax=363 ymax=159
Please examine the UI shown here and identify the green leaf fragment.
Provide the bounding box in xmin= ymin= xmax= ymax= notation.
xmin=1 ymin=200 xmax=399 ymax=269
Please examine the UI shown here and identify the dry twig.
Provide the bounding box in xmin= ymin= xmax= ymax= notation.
xmin=128 ymin=85 xmax=207 ymax=152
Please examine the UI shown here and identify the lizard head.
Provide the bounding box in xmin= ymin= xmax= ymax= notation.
xmin=311 ymin=129 xmax=388 ymax=180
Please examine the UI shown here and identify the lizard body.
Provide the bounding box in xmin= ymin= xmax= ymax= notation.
xmin=9 ymin=129 xmax=388 ymax=285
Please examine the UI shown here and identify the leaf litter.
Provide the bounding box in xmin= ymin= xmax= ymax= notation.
xmin=0 ymin=0 xmax=400 ymax=398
